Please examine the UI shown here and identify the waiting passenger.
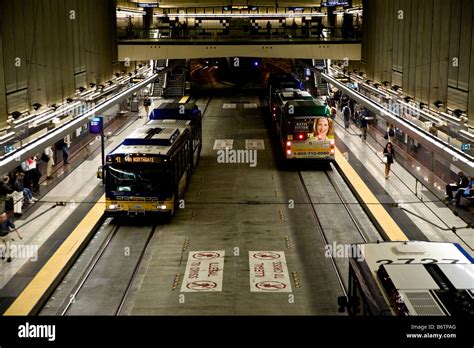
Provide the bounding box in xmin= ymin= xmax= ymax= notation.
xmin=43 ymin=146 xmax=55 ymax=179
xmin=342 ymin=105 xmax=351 ymax=129
xmin=360 ymin=115 xmax=368 ymax=141
xmin=382 ymin=142 xmax=395 ymax=179
xmin=453 ymin=177 xmax=474 ymax=207
xmin=266 ymin=21 xmax=272 ymax=37
xmin=445 ymin=171 xmax=469 ymax=201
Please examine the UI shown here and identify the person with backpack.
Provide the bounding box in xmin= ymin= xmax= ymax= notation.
xmin=343 ymin=105 xmax=351 ymax=129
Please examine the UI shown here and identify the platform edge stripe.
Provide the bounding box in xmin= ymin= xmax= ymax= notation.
xmin=4 ymin=195 xmax=106 ymax=316
xmin=334 ymin=148 xmax=408 ymax=242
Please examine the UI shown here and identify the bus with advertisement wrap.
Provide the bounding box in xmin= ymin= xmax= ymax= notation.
xmin=271 ymin=88 xmax=335 ymax=161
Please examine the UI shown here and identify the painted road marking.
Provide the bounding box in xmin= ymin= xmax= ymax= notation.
xmin=249 ymin=251 xmax=292 ymax=293
xmin=181 ymin=250 xmax=225 ymax=292
xmin=244 ymin=103 xmax=258 ymax=109
xmin=213 ymin=139 xmax=234 ymax=150
xmin=245 ymin=139 xmax=265 ymax=150
xmin=223 ymin=103 xmax=236 ymax=109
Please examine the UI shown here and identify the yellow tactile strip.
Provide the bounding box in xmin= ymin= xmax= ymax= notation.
xmin=4 ymin=195 xmax=106 ymax=315
xmin=335 ymin=148 xmax=408 ymax=242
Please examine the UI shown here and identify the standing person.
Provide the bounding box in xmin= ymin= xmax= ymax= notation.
xmin=445 ymin=171 xmax=469 ymax=201
xmin=384 ymin=124 xmax=395 ymax=142
xmin=58 ymin=139 xmax=69 ymax=164
xmin=26 ymin=157 xmax=40 ymax=192
xmin=360 ymin=114 xmax=368 ymax=141
xmin=43 ymin=146 xmax=55 ymax=179
xmin=383 ymin=142 xmax=395 ymax=179
xmin=143 ymin=97 xmax=152 ymax=119
xmin=266 ymin=21 xmax=272 ymax=37
xmin=0 ymin=176 xmax=14 ymax=215
xmin=317 ymin=21 xmax=324 ymax=39
xmin=342 ymin=104 xmax=351 ymax=129
xmin=330 ymin=105 xmax=337 ymax=120
xmin=291 ymin=20 xmax=297 ymax=37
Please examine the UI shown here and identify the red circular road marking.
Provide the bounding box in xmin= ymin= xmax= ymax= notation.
xmin=253 ymin=252 xmax=281 ymax=260
xmin=255 ymin=281 xmax=287 ymax=291
xmin=186 ymin=281 xmax=218 ymax=290
xmin=192 ymin=252 xmax=220 ymax=260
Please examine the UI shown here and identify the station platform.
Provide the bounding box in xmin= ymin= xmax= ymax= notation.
xmin=333 ymin=115 xmax=473 ymax=252
xmin=1 ymin=94 xmax=472 ymax=316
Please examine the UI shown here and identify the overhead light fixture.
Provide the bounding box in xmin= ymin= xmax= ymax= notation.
xmin=365 ymin=79 xmax=372 ymax=85
xmin=89 ymin=83 xmax=96 ymax=88
xmin=66 ymin=98 xmax=74 ymax=103
xmin=391 ymin=85 xmax=401 ymax=91
xmin=382 ymin=80 xmax=390 ymax=86
xmin=404 ymin=96 xmax=413 ymax=103
xmin=353 ymin=69 xmax=358 ymax=73
xmin=78 ymin=86 xmax=86 ymax=93
xmin=32 ymin=103 xmax=42 ymax=111
xmin=11 ymin=111 xmax=22 ymax=120
xmin=419 ymin=102 xmax=427 ymax=109
xmin=107 ymin=80 xmax=114 ymax=86
xmin=373 ymin=83 xmax=381 ymax=88
xmin=50 ymin=104 xmax=58 ymax=111
xmin=358 ymin=71 xmax=364 ymax=77
xmin=115 ymin=73 xmax=121 ymax=78
xmin=433 ymin=100 xmax=444 ymax=108
xmin=453 ymin=109 xmax=464 ymax=117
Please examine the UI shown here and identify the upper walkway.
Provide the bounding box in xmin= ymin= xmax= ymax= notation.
xmin=118 ymin=31 xmax=361 ymax=61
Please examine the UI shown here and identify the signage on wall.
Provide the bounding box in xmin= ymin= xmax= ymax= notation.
xmin=89 ymin=116 xmax=103 ymax=134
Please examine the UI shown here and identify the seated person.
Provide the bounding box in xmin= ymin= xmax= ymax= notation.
xmin=453 ymin=177 xmax=474 ymax=207
xmin=446 ymin=171 xmax=469 ymax=200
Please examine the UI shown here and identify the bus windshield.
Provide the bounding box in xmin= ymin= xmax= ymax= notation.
xmin=107 ymin=164 xmax=171 ymax=195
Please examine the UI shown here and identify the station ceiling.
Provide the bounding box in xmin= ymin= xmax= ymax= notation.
xmin=123 ymin=0 xmax=362 ymax=8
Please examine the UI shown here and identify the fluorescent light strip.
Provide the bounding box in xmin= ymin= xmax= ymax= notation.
xmin=0 ymin=73 xmax=160 ymax=171
xmin=31 ymin=101 xmax=82 ymax=127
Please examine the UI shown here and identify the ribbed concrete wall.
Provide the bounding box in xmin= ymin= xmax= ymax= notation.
xmin=359 ymin=0 xmax=474 ymax=127
xmin=0 ymin=0 xmax=118 ymax=127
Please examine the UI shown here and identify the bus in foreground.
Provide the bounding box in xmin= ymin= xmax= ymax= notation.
xmin=340 ymin=241 xmax=474 ymax=316
xmin=104 ymin=124 xmax=193 ymax=217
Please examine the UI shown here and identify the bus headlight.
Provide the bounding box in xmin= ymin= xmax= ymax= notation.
xmin=109 ymin=204 xmax=118 ymax=210
xmin=158 ymin=205 xmax=167 ymax=210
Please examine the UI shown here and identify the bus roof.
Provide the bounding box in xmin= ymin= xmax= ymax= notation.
xmin=283 ymin=100 xmax=330 ymax=117
xmin=149 ymin=102 xmax=201 ymax=121
xmin=109 ymin=125 xmax=189 ymax=158
xmin=277 ymin=89 xmax=314 ymax=102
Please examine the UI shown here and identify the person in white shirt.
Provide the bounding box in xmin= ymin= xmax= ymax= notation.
xmin=44 ymin=147 xmax=55 ymax=179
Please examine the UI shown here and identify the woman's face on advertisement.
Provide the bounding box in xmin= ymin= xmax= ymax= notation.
xmin=317 ymin=118 xmax=329 ymax=136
